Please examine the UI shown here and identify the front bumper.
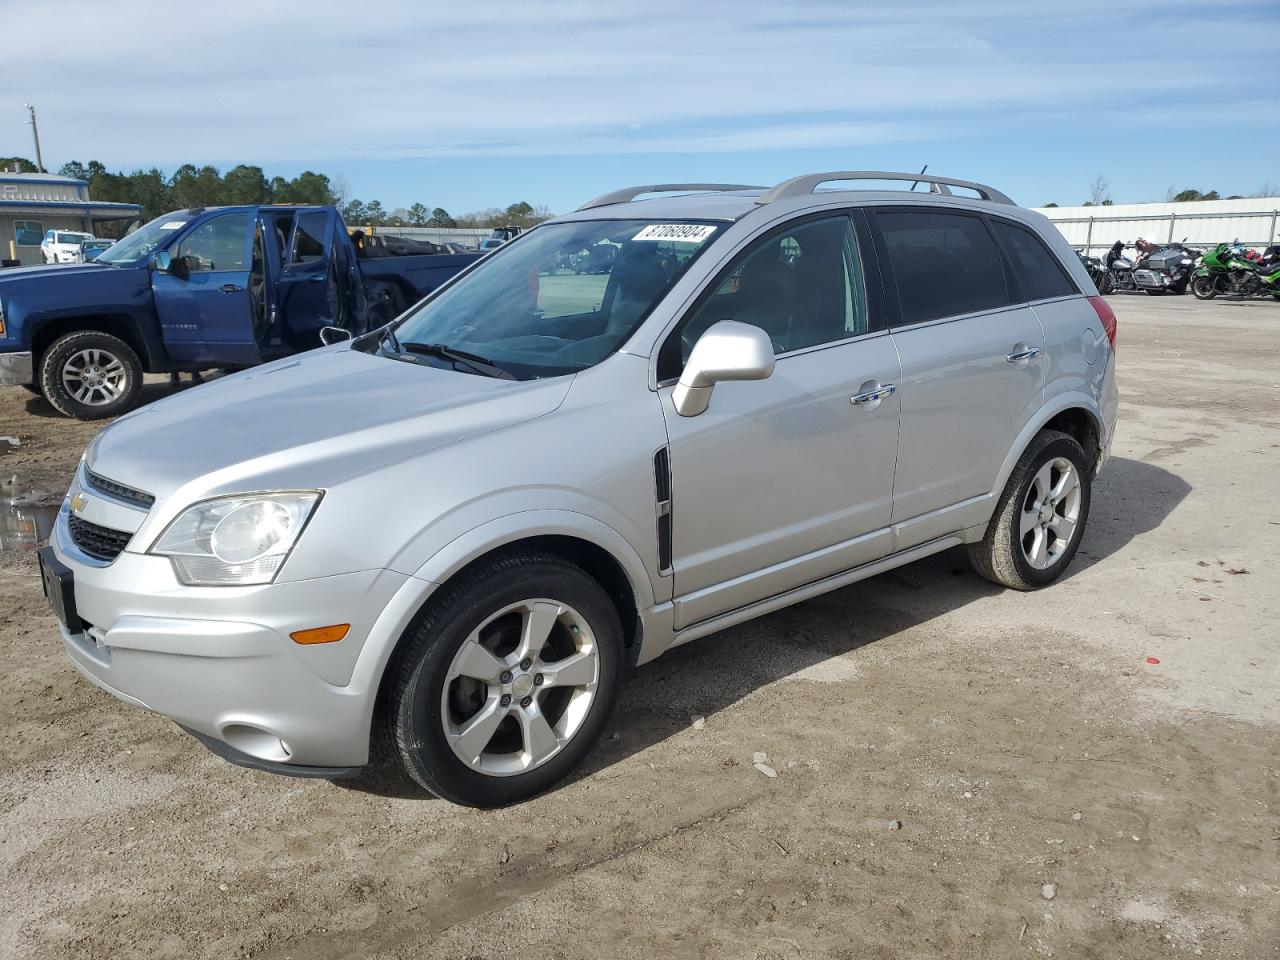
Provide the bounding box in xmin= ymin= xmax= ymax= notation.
xmin=51 ymin=505 xmax=415 ymax=769
xmin=0 ymin=351 xmax=34 ymax=386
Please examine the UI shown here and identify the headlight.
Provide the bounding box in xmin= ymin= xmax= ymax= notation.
xmin=150 ymin=492 xmax=321 ymax=586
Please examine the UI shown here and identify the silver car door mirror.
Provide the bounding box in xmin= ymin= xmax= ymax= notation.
xmin=672 ymin=320 xmax=775 ymax=417
xmin=319 ymin=325 xmax=353 ymax=346
xmin=152 ymin=250 xmax=172 ymax=273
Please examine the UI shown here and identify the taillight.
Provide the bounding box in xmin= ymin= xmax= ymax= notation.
xmin=1088 ymin=295 xmax=1117 ymax=351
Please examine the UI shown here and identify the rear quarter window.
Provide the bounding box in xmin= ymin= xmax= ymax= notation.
xmin=874 ymin=209 xmax=1010 ymax=325
xmin=989 ymin=219 xmax=1077 ymax=302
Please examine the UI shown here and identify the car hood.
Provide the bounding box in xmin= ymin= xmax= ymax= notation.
xmin=0 ymin=263 xmax=151 ymax=317
xmin=86 ymin=346 xmax=572 ymax=504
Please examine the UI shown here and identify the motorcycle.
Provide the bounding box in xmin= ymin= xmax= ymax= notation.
xmin=1192 ymin=240 xmax=1280 ymax=300
xmin=1076 ymin=250 xmax=1106 ymax=293
xmin=1095 ymin=240 xmax=1137 ymax=294
xmin=1131 ymin=239 xmax=1199 ymax=296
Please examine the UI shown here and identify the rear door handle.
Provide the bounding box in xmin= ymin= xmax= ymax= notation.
xmin=1006 ymin=346 xmax=1040 ymax=363
xmin=851 ymin=383 xmax=896 ymax=405
xmin=219 ymin=283 xmax=244 ymax=294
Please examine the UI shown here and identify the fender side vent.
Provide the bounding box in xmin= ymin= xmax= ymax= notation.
xmin=653 ymin=447 xmax=672 ymax=574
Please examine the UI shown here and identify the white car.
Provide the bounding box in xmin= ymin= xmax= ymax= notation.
xmin=41 ymin=230 xmax=95 ymax=264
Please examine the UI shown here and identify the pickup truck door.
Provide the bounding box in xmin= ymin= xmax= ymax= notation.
xmin=152 ymin=211 xmax=262 ymax=366
xmin=277 ymin=208 xmax=338 ymax=344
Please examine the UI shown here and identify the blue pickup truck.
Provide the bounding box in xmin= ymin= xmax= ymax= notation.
xmin=0 ymin=205 xmax=480 ymax=418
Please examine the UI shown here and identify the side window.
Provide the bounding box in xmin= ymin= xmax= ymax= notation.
xmin=290 ymin=211 xmax=328 ymax=265
xmin=15 ymin=221 xmax=45 ymax=246
xmin=989 ymin=220 xmax=1077 ymax=302
xmin=175 ymin=213 xmax=251 ymax=273
xmin=660 ymin=215 xmax=867 ymax=379
xmin=875 ymin=210 xmax=1009 ymax=325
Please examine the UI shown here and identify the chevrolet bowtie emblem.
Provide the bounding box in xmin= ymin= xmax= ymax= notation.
xmin=70 ymin=492 xmax=89 ymax=515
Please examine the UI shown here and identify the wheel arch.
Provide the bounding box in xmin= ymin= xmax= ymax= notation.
xmin=348 ymin=511 xmax=663 ymax=756
xmin=991 ymin=395 xmax=1106 ymax=504
xmin=30 ymin=313 xmax=159 ymax=372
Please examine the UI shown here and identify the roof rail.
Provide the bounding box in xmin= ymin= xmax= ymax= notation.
xmin=757 ymin=171 xmax=1015 ymax=206
xmin=577 ymin=183 xmax=765 ymax=211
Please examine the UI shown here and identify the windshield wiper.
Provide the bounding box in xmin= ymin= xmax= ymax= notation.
xmin=399 ymin=342 xmax=515 ymax=380
xmin=381 ymin=323 xmax=403 ymax=353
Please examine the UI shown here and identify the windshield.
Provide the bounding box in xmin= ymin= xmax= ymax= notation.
xmin=57 ymin=233 xmax=90 ymax=244
xmin=391 ymin=219 xmax=721 ymax=379
xmin=95 ymin=212 xmax=194 ymax=265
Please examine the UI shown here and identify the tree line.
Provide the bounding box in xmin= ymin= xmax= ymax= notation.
xmin=0 ymin=155 xmax=551 ymax=231
xmin=1041 ymin=174 xmax=1279 ymax=208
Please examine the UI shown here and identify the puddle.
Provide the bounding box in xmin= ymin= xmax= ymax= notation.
xmin=1 ymin=477 xmax=61 ymax=552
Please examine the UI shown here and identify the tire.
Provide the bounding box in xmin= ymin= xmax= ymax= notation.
xmin=38 ymin=330 xmax=143 ymax=420
xmin=1143 ymin=289 xmax=1164 ymax=296
xmin=1095 ymin=272 xmax=1112 ymax=295
xmin=1191 ymin=276 xmax=1218 ymax=300
xmin=968 ymin=429 xmax=1092 ymax=591
xmin=386 ymin=551 xmax=624 ymax=807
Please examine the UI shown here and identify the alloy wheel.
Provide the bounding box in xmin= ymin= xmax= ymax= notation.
xmin=440 ymin=598 xmax=600 ymax=777
xmin=1019 ymin=457 xmax=1082 ymax=570
xmin=61 ymin=348 xmax=128 ymax=406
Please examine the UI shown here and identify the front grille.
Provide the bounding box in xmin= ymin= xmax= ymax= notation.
xmin=84 ymin=468 xmax=155 ymax=509
xmin=68 ymin=514 xmax=132 ymax=562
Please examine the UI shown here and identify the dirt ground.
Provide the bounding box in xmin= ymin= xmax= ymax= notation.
xmin=1 ymin=294 xmax=1277 ymax=959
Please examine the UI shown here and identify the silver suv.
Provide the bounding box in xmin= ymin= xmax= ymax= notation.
xmin=41 ymin=171 xmax=1118 ymax=806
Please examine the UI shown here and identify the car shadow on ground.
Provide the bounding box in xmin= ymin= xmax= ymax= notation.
xmin=337 ymin=456 xmax=1191 ymax=801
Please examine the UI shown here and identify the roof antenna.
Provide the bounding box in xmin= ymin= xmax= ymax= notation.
xmin=909 ymin=164 xmax=928 ymax=192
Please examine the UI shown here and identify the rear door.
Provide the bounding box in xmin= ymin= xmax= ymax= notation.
xmin=152 ymin=211 xmax=260 ymax=365
xmin=277 ymin=208 xmax=337 ymax=344
xmin=871 ymin=206 xmax=1045 ymax=544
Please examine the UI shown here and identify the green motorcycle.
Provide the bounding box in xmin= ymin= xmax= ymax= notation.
xmin=1192 ymin=241 xmax=1280 ymax=300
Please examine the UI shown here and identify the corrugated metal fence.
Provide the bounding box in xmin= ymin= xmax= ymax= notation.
xmin=1033 ymin=197 xmax=1280 ymax=255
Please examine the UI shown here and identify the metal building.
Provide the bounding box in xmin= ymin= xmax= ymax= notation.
xmin=1033 ymin=197 xmax=1280 ymax=256
xmin=1 ymin=172 xmax=142 ymax=266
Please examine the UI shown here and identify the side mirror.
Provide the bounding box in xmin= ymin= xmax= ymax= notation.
xmin=672 ymin=320 xmax=775 ymax=417
xmin=153 ymin=250 xmax=172 ymax=273
xmin=319 ymin=325 xmax=353 ymax=346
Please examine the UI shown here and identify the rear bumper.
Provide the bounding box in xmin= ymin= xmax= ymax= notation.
xmin=0 ymin=351 xmax=34 ymax=386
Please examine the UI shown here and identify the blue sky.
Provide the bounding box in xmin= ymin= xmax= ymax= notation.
xmin=2 ymin=1 xmax=1277 ymax=214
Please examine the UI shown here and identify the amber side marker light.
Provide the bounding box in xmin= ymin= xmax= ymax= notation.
xmin=291 ymin=624 xmax=350 ymax=645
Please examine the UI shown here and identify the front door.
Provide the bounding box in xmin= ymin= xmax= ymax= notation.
xmin=152 ymin=210 xmax=261 ymax=366
xmin=658 ymin=213 xmax=901 ymax=629
xmin=870 ymin=207 xmax=1045 ymax=541
xmin=277 ymin=208 xmax=337 ymax=347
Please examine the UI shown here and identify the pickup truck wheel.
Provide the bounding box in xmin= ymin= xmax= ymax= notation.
xmin=39 ymin=331 xmax=143 ymax=420
xmin=968 ymin=429 xmax=1091 ymax=591
xmin=387 ymin=552 xmax=624 ymax=807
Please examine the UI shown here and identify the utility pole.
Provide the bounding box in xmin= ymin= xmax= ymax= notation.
xmin=24 ymin=104 xmax=45 ymax=173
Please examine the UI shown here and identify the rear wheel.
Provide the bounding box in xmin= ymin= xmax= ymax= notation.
xmin=387 ymin=552 xmax=624 ymax=807
xmin=1095 ymin=272 xmax=1112 ymax=295
xmin=1191 ymin=276 xmax=1218 ymax=300
xmin=38 ymin=330 xmax=143 ymax=420
xmin=969 ymin=430 xmax=1091 ymax=590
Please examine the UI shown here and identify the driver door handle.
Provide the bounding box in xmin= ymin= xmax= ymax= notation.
xmin=851 ymin=383 xmax=896 ymax=405
xmin=1006 ymin=346 xmax=1040 ymax=363
xmin=219 ymin=283 xmax=244 ymax=293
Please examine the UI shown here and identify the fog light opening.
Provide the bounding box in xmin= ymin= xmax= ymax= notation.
xmin=221 ymin=723 xmax=292 ymax=762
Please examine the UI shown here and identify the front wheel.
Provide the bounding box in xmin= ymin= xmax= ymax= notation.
xmin=386 ymin=552 xmax=624 ymax=807
xmin=1191 ymin=276 xmax=1218 ymax=300
xmin=38 ymin=331 xmax=143 ymax=420
xmin=969 ymin=430 xmax=1092 ymax=590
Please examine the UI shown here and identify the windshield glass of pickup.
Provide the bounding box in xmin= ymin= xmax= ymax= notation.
xmin=94 ymin=213 xmax=194 ymax=265
xmin=391 ymin=220 xmax=721 ymax=378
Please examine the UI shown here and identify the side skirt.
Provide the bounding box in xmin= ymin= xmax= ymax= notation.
xmin=667 ymin=533 xmax=964 ymax=649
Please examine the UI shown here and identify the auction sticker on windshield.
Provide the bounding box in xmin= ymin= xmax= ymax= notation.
xmin=160 ymin=221 xmax=187 ymax=230
xmin=632 ymin=224 xmax=717 ymax=243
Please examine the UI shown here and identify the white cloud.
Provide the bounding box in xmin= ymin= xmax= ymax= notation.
xmin=0 ymin=0 xmax=1272 ymax=166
